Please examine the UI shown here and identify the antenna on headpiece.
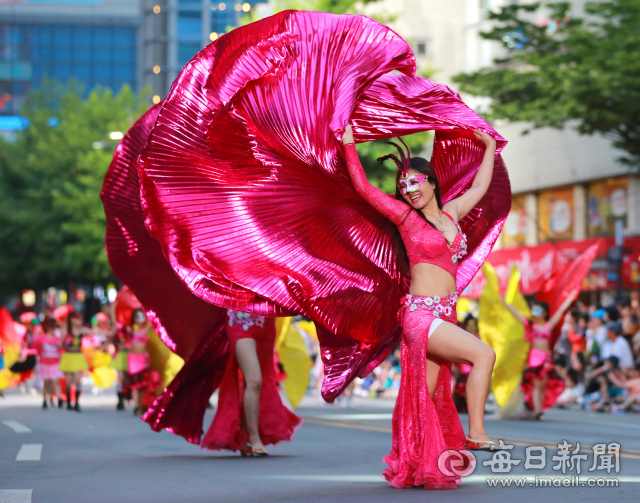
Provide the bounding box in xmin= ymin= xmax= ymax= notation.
xmin=376 ymin=137 xmax=411 ymax=174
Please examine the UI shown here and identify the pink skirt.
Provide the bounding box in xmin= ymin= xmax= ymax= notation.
xmin=201 ymin=316 xmax=302 ymax=451
xmin=383 ymin=294 xmax=466 ymax=490
xmin=39 ymin=362 xmax=63 ymax=380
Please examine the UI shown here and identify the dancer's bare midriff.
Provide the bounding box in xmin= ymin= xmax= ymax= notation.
xmin=409 ymin=262 xmax=457 ymax=297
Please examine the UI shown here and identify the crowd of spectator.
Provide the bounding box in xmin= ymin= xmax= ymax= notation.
xmin=327 ymin=294 xmax=640 ymax=415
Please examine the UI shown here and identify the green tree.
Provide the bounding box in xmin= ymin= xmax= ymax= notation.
xmin=0 ymin=80 xmax=151 ymax=296
xmin=452 ymin=1 xmax=640 ymax=166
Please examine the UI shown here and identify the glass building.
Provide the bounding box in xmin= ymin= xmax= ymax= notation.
xmin=140 ymin=0 xmax=267 ymax=101
xmin=0 ymin=0 xmax=140 ymax=118
xmin=0 ymin=24 xmax=137 ymax=115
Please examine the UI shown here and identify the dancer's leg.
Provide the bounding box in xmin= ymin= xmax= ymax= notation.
xmin=235 ymin=338 xmax=264 ymax=449
xmin=426 ymin=359 xmax=440 ymax=399
xmin=532 ymin=375 xmax=547 ymax=415
xmin=428 ymin=322 xmax=496 ymax=442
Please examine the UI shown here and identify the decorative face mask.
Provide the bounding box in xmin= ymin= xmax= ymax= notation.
xmin=398 ymin=173 xmax=428 ymax=194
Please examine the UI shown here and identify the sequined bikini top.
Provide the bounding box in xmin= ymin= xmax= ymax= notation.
xmin=345 ymin=144 xmax=467 ymax=280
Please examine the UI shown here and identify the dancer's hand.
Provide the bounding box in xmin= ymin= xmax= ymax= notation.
xmin=342 ymin=124 xmax=354 ymax=145
xmin=473 ymin=130 xmax=496 ymax=150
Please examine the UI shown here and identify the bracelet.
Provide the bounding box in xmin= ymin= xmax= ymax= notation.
xmin=343 ymin=141 xmax=354 ymax=145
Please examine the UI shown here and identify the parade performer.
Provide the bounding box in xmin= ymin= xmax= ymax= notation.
xmin=501 ymin=293 xmax=576 ymax=419
xmin=58 ymin=312 xmax=90 ymax=412
xmin=342 ymin=124 xmax=501 ymax=488
xmin=33 ymin=316 xmax=63 ymax=409
xmin=128 ymin=309 xmax=151 ymax=416
xmin=135 ymin=11 xmax=510 ymax=487
xmin=201 ymin=312 xmax=301 ymax=456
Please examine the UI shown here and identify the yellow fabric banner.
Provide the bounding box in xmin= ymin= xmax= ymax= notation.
xmin=479 ymin=263 xmax=530 ymax=407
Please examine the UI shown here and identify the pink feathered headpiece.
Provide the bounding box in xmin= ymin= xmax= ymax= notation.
xmin=376 ymin=137 xmax=411 ymax=175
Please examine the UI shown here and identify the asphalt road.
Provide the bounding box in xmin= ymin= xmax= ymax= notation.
xmin=1 ymin=392 xmax=639 ymax=503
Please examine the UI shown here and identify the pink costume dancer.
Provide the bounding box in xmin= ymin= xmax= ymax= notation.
xmin=121 ymin=12 xmax=511 ymax=475
xmin=344 ymin=142 xmax=477 ymax=488
xmin=136 ymin=11 xmax=511 ymax=408
xmin=520 ymin=319 xmax=564 ymax=413
xmin=202 ymin=311 xmax=301 ymax=453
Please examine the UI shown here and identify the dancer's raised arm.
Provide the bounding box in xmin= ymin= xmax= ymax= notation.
xmin=443 ymin=130 xmax=496 ymax=221
xmin=342 ymin=125 xmax=409 ymax=226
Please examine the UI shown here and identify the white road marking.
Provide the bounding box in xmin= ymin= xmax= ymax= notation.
xmin=0 ymin=489 xmax=32 ymax=503
xmin=262 ymin=474 xmax=640 ymax=484
xmin=15 ymin=444 xmax=42 ymax=462
xmin=1 ymin=421 xmax=31 ymax=433
xmin=318 ymin=414 xmax=393 ymax=421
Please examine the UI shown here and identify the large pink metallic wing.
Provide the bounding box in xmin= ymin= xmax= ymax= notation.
xmin=139 ymin=10 xmax=414 ymax=341
xmin=101 ymin=104 xmax=231 ymax=441
xmin=101 ymin=104 xmax=229 ymax=360
xmin=138 ymin=11 xmax=510 ymax=400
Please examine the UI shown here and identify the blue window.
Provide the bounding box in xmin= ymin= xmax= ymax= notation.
xmin=53 ymin=48 xmax=72 ymax=62
xmin=94 ymin=48 xmax=111 ymax=64
xmin=73 ymin=27 xmax=92 ymax=47
xmin=53 ymin=27 xmax=71 ymax=47
xmin=74 ymin=48 xmax=92 ymax=63
xmin=178 ymin=43 xmax=201 ymax=67
xmin=115 ymin=49 xmax=134 ymax=65
xmin=94 ymin=65 xmax=111 ymax=81
xmin=114 ymin=65 xmax=133 ymax=82
xmin=53 ymin=65 xmax=71 ymax=80
xmin=178 ymin=12 xmax=202 ymax=36
xmin=94 ymin=30 xmax=112 ymax=47
xmin=72 ymin=65 xmax=91 ymax=80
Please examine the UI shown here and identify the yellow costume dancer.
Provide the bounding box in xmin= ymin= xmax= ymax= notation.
xmin=478 ymin=263 xmax=530 ymax=412
xmin=275 ymin=317 xmax=313 ymax=408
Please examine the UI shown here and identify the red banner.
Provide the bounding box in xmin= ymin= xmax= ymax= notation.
xmin=463 ymin=237 xmax=640 ymax=298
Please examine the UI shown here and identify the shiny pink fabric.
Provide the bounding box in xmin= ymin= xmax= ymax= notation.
xmin=137 ymin=10 xmax=510 ymax=400
xmin=101 ymin=103 xmax=230 ymax=442
xmin=101 ymin=104 xmax=227 ymax=360
xmin=384 ymin=301 xmax=466 ymax=489
xmin=345 ymin=144 xmax=467 ymax=278
xmin=201 ymin=316 xmax=302 ymax=451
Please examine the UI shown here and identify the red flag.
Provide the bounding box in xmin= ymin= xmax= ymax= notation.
xmin=536 ymin=241 xmax=601 ymax=347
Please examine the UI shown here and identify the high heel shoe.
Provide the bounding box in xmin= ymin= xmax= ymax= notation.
xmin=465 ymin=428 xmax=504 ymax=451
xmin=465 ymin=437 xmax=504 ymax=451
xmin=239 ymin=444 xmax=269 ymax=457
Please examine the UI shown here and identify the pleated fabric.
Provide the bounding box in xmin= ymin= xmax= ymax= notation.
xmin=101 ymin=104 xmax=229 ymax=443
xmin=101 ymin=104 xmax=227 ymax=360
xmin=137 ymin=10 xmax=511 ymax=400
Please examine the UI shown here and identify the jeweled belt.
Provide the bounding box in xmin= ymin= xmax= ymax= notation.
xmin=398 ymin=293 xmax=458 ymax=324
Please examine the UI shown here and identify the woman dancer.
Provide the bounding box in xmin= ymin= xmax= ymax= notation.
xmin=201 ymin=311 xmax=301 ymax=456
xmin=58 ymin=312 xmax=89 ymax=412
xmin=33 ymin=316 xmax=63 ymax=409
xmin=342 ymin=124 xmax=499 ymax=488
xmin=502 ymin=293 xmax=577 ymax=419
xmin=128 ymin=309 xmax=151 ymax=416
